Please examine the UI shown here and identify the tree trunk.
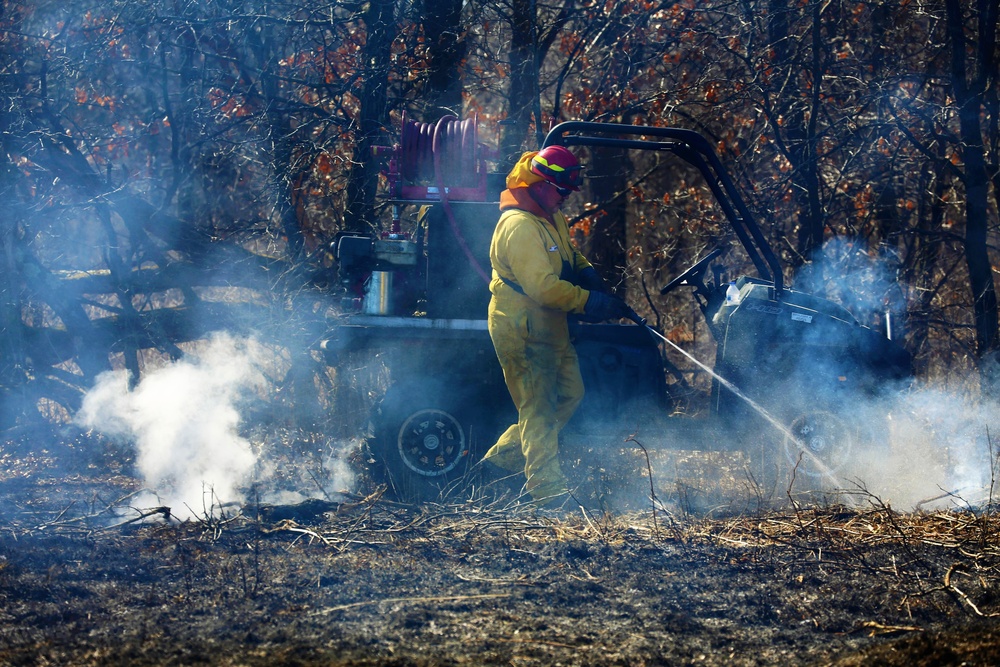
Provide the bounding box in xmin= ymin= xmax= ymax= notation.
xmin=0 ymin=179 xmax=26 ymax=394
xmin=419 ymin=0 xmax=466 ymax=120
xmin=946 ymin=0 xmax=999 ymax=357
xmin=768 ymin=0 xmax=825 ymax=261
xmin=343 ymin=0 xmax=396 ymax=233
xmin=586 ymin=145 xmax=628 ymax=290
xmin=499 ymin=0 xmax=538 ymax=170
xmin=903 ymin=163 xmax=948 ymax=375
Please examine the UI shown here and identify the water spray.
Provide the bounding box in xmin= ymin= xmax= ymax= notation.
xmin=622 ymin=308 xmax=849 ymax=492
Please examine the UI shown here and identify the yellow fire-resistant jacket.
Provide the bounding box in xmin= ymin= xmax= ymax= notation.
xmin=488 ymin=206 xmax=593 ymax=313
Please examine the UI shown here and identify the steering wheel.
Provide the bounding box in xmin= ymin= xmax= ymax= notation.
xmin=659 ymin=247 xmax=726 ymax=296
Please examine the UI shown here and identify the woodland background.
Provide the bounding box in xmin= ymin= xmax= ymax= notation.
xmin=1 ymin=0 xmax=999 ymax=430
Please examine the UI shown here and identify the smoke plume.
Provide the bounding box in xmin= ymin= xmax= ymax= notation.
xmin=871 ymin=386 xmax=998 ymax=509
xmin=76 ymin=332 xmax=351 ymax=519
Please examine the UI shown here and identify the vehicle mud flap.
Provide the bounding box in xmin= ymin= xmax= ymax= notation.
xmin=364 ymin=382 xmax=483 ymax=503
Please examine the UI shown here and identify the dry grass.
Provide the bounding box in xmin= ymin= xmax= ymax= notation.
xmin=3 ymin=423 xmax=1000 ymax=665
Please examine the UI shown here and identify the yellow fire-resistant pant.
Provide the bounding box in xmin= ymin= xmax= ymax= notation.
xmin=483 ymin=290 xmax=584 ymax=502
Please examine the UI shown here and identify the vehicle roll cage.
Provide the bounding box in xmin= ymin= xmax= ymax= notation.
xmin=543 ymin=121 xmax=784 ymax=297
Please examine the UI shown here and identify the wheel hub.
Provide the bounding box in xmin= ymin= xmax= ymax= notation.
xmin=783 ymin=411 xmax=853 ymax=477
xmin=396 ymin=408 xmax=466 ymax=477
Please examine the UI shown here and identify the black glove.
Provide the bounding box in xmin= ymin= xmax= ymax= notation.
xmin=576 ymin=266 xmax=607 ymax=293
xmin=584 ymin=291 xmax=632 ymax=321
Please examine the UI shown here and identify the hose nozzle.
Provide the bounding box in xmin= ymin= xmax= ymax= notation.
xmin=625 ymin=305 xmax=646 ymax=327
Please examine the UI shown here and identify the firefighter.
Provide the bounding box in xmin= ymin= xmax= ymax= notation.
xmin=479 ymin=146 xmax=631 ymax=508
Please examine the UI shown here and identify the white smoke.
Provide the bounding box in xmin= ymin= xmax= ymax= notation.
xmin=787 ymin=239 xmax=997 ymax=509
xmin=749 ymin=382 xmax=1000 ymax=511
xmin=76 ymin=332 xmax=353 ymax=519
xmin=630 ymin=386 xmax=1000 ymax=515
xmin=868 ymin=386 xmax=999 ymax=510
xmin=793 ymin=237 xmax=902 ymax=329
xmin=640 ymin=285 xmax=998 ymax=512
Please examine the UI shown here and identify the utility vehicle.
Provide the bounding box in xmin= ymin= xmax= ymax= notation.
xmin=320 ymin=119 xmax=911 ymax=503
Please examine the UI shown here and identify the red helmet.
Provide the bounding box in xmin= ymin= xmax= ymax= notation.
xmin=530 ymin=145 xmax=583 ymax=191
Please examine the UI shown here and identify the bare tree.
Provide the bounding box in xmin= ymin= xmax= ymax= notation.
xmin=416 ymin=0 xmax=467 ymax=119
xmin=0 ymin=0 xmax=387 ymax=423
xmin=945 ymin=0 xmax=999 ymax=359
xmin=343 ymin=0 xmax=396 ymax=233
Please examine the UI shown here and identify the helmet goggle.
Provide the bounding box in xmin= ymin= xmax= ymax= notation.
xmin=551 ymin=183 xmax=573 ymax=197
xmin=530 ymin=152 xmax=583 ymax=193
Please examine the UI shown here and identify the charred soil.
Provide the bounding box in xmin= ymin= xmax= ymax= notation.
xmin=1 ymin=428 xmax=999 ymax=666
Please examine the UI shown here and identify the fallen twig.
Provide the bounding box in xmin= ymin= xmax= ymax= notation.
xmin=101 ymin=506 xmax=173 ymax=531
xmin=858 ymin=620 xmax=923 ymax=636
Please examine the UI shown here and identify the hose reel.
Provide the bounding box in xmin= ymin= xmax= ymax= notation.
xmin=387 ymin=113 xmax=488 ymax=202
xmin=400 ymin=114 xmax=479 ymax=189
xmin=376 ymin=113 xmax=492 ymax=283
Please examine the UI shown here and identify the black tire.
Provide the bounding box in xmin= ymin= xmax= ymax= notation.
xmin=775 ymin=408 xmax=889 ymax=498
xmin=782 ymin=411 xmax=857 ymax=479
xmin=365 ymin=382 xmax=479 ymax=502
xmin=736 ymin=402 xmax=890 ymax=505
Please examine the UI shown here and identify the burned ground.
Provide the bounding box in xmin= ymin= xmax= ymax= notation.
xmin=1 ymin=427 xmax=999 ymax=666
